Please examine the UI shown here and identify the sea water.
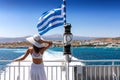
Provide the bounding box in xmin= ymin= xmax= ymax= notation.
xmin=49 ymin=47 xmax=120 ymax=65
xmin=49 ymin=47 xmax=120 ymax=60
xmin=0 ymin=47 xmax=120 ymax=68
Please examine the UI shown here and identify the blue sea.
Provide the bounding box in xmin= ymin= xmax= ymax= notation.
xmin=49 ymin=47 xmax=120 ymax=60
xmin=0 ymin=47 xmax=120 ymax=68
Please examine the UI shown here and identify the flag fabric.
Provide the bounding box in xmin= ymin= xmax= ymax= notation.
xmin=37 ymin=7 xmax=64 ymax=35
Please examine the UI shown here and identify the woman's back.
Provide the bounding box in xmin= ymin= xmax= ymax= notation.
xmin=30 ymin=47 xmax=44 ymax=64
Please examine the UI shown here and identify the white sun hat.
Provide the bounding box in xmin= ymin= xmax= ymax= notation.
xmin=26 ymin=34 xmax=45 ymax=48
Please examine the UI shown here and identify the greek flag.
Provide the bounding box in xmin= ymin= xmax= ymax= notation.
xmin=37 ymin=7 xmax=64 ymax=35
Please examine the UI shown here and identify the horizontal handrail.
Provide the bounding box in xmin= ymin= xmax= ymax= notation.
xmin=0 ymin=59 xmax=120 ymax=62
xmin=1 ymin=59 xmax=120 ymax=67
xmin=0 ymin=60 xmax=65 ymax=62
xmin=71 ymin=59 xmax=120 ymax=62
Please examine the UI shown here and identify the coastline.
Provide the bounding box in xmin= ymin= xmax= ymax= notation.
xmin=0 ymin=41 xmax=120 ymax=48
xmin=0 ymin=41 xmax=81 ymax=48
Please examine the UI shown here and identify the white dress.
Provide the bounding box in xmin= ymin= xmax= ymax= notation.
xmin=30 ymin=52 xmax=47 ymax=80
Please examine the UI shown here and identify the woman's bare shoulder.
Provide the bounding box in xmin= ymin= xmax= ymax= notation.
xmin=28 ymin=47 xmax=33 ymax=49
xmin=28 ymin=47 xmax=33 ymax=52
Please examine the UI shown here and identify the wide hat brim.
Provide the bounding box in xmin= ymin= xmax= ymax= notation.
xmin=26 ymin=36 xmax=44 ymax=48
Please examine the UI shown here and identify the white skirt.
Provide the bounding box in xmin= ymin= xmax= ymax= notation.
xmin=30 ymin=63 xmax=47 ymax=80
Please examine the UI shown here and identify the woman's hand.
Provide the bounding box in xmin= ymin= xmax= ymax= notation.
xmin=13 ymin=58 xmax=22 ymax=62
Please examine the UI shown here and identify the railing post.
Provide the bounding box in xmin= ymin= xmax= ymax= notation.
xmin=17 ymin=61 xmax=20 ymax=80
xmin=65 ymin=54 xmax=71 ymax=80
xmin=112 ymin=61 xmax=118 ymax=80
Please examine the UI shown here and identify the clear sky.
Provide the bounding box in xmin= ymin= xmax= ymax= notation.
xmin=0 ymin=0 xmax=120 ymax=37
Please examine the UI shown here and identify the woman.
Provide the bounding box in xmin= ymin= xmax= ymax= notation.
xmin=14 ymin=34 xmax=52 ymax=80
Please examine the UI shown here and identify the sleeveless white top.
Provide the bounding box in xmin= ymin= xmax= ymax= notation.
xmin=31 ymin=50 xmax=43 ymax=59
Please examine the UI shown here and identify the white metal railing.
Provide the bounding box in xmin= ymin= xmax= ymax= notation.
xmin=0 ymin=60 xmax=70 ymax=80
xmin=0 ymin=60 xmax=120 ymax=80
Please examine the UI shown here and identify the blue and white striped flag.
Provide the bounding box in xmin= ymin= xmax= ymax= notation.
xmin=37 ymin=7 xmax=64 ymax=35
